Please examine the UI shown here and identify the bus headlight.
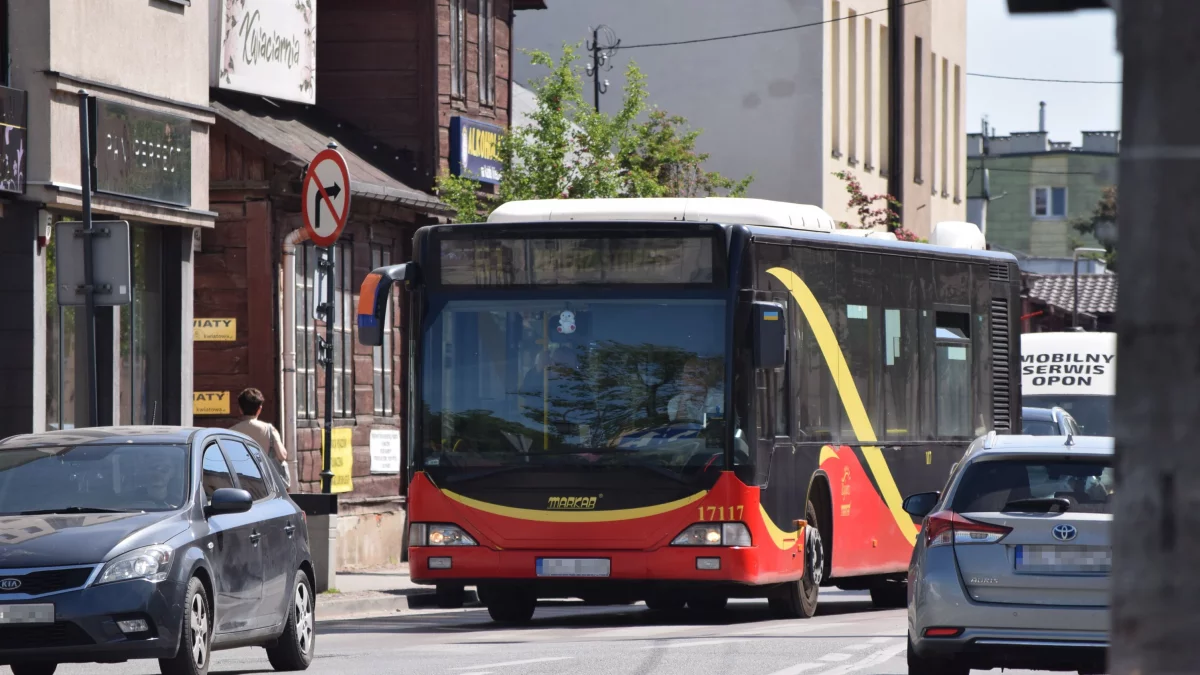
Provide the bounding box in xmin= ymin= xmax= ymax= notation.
xmin=671 ymin=523 xmax=752 ymax=547
xmin=410 ymin=523 xmax=477 ymax=546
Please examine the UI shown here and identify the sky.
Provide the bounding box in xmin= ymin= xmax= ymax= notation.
xmin=967 ymin=0 xmax=1122 ymax=144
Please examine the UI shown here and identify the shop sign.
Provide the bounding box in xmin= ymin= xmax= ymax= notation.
xmin=321 ymin=427 xmax=354 ymax=493
xmin=93 ymin=99 xmax=192 ymax=207
xmin=214 ymin=0 xmax=316 ymax=105
xmin=369 ymin=429 xmax=401 ymax=474
xmin=193 ymin=318 xmax=237 ymax=341
xmin=193 ymin=391 xmax=230 ymax=416
xmin=449 ymin=116 xmax=503 ymax=185
xmin=0 ymin=85 xmax=27 ymax=195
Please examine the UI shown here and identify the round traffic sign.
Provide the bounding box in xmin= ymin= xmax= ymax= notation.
xmin=302 ymin=148 xmax=352 ymax=247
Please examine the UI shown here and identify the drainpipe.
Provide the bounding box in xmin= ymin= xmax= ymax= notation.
xmin=282 ymin=227 xmax=310 ymax=489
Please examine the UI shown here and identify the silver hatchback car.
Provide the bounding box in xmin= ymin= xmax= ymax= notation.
xmin=904 ymin=433 xmax=1111 ymax=675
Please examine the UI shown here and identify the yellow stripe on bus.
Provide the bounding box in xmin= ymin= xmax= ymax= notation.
xmin=760 ymin=505 xmax=800 ymax=550
xmin=767 ymin=267 xmax=919 ymax=545
xmin=441 ymin=488 xmax=708 ymax=523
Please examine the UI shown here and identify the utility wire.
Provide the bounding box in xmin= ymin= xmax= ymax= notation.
xmin=620 ymin=0 xmax=926 ymax=50
xmin=967 ymin=72 xmax=1121 ymax=85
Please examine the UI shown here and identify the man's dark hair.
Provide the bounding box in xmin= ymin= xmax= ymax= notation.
xmin=238 ymin=388 xmax=265 ymax=416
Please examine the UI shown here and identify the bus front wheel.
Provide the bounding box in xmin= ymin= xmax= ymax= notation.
xmin=482 ymin=587 xmax=536 ymax=624
xmin=768 ymin=501 xmax=823 ymax=619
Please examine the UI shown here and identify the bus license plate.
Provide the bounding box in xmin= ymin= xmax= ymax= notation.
xmin=536 ymin=558 xmax=610 ymax=577
xmin=1016 ymin=545 xmax=1111 ymax=573
xmin=0 ymin=604 xmax=53 ymax=624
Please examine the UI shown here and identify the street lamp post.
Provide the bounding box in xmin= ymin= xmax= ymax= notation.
xmin=1072 ymin=246 xmax=1106 ymax=329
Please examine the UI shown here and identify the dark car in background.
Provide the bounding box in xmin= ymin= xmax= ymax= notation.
xmin=0 ymin=427 xmax=314 ymax=675
xmin=1022 ymin=406 xmax=1080 ymax=436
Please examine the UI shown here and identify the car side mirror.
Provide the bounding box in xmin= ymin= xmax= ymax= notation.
xmin=903 ymin=492 xmax=940 ymax=518
xmin=205 ymin=488 xmax=253 ymax=517
xmin=752 ymin=301 xmax=787 ymax=370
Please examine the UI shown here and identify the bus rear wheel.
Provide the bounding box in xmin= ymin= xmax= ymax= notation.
xmin=769 ymin=501 xmax=823 ymax=619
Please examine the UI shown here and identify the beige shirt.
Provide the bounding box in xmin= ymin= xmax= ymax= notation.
xmin=230 ymin=417 xmax=288 ymax=462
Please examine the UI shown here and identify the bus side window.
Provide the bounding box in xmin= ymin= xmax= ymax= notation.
xmin=934 ymin=311 xmax=972 ymax=439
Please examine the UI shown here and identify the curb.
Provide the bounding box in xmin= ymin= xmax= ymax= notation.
xmin=317 ymin=589 xmax=481 ymax=621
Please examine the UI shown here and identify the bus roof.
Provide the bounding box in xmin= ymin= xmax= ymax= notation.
xmin=487 ymin=198 xmax=838 ymax=232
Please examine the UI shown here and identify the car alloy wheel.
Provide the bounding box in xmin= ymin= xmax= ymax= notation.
xmin=294 ymin=581 xmax=313 ymax=656
xmin=190 ymin=590 xmax=209 ymax=668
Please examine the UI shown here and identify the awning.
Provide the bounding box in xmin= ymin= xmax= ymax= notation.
xmin=212 ymin=96 xmax=452 ymax=216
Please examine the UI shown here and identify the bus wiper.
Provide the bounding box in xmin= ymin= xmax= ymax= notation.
xmin=1001 ymin=497 xmax=1072 ymax=514
xmin=17 ymin=507 xmax=131 ymax=515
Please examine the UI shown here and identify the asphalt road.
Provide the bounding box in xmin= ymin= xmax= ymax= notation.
xmin=43 ymin=590 xmax=1077 ymax=675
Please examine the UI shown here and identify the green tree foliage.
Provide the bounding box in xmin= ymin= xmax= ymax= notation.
xmin=437 ymin=44 xmax=753 ymax=221
xmin=1071 ymin=185 xmax=1118 ymax=270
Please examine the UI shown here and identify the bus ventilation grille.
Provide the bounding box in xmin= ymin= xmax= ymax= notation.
xmin=990 ymin=298 xmax=1012 ymax=432
xmin=988 ymin=263 xmax=1011 ymax=283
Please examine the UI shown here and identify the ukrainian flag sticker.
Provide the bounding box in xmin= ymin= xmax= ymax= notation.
xmin=764 ymin=311 xmax=780 ymax=321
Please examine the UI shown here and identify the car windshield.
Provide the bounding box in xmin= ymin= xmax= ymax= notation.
xmin=1024 ymin=395 xmax=1112 ymax=436
xmin=421 ymin=297 xmax=728 ymax=478
xmin=1022 ymin=419 xmax=1062 ymax=436
xmin=952 ymin=458 xmax=1113 ymax=515
xmin=0 ymin=444 xmax=189 ymax=515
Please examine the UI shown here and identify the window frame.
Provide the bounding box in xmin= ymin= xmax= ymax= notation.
xmin=478 ymin=0 xmax=496 ymax=106
xmin=296 ymin=245 xmax=319 ymax=420
xmin=199 ymin=442 xmax=237 ymax=503
xmin=450 ymin=0 xmax=468 ymax=100
xmin=217 ymin=438 xmax=273 ymax=503
xmin=1032 ymin=186 xmax=1068 ymax=219
xmin=332 ymin=241 xmax=355 ymax=418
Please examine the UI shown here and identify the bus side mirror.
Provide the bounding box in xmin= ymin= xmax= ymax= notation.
xmin=753 ymin=302 xmax=787 ymax=370
xmin=357 ymin=263 xmax=419 ymax=346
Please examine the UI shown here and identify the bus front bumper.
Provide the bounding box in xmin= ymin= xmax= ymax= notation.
xmin=409 ymin=545 xmax=794 ymax=588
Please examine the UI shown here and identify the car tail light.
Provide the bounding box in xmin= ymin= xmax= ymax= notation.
xmin=924 ymin=627 xmax=963 ymax=638
xmin=924 ymin=511 xmax=1011 ymax=548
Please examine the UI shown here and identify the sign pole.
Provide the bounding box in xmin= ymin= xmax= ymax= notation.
xmin=78 ymin=90 xmax=99 ymax=428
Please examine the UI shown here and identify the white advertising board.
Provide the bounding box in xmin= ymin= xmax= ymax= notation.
xmin=213 ymin=0 xmax=316 ymax=104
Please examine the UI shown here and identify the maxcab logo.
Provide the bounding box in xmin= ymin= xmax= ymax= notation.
xmin=1022 ymin=352 xmax=1114 ymax=387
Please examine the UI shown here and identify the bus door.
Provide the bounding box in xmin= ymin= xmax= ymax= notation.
xmin=752 ymin=294 xmax=793 ymax=490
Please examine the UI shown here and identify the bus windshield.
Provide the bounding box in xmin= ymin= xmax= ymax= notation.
xmin=421 ymin=297 xmax=728 ymax=479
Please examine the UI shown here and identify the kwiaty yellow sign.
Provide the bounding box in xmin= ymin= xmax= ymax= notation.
xmin=193 ymin=391 xmax=230 ymax=416
xmin=193 ymin=318 xmax=237 ymax=341
xmin=321 ymin=427 xmax=354 ymax=494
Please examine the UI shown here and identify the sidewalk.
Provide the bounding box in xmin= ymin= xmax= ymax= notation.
xmin=316 ymin=563 xmax=480 ymax=621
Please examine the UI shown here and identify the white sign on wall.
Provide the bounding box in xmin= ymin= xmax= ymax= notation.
xmin=212 ymin=0 xmax=316 ymax=104
xmin=370 ymin=429 xmax=402 ymax=474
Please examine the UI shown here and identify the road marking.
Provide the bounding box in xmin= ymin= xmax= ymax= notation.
xmin=733 ymin=621 xmax=849 ymax=636
xmin=821 ymin=653 xmax=852 ymax=661
xmin=640 ymin=638 xmax=749 ymax=650
xmin=456 ymin=672 xmax=493 ymax=675
xmin=818 ymin=642 xmax=907 ymax=675
xmin=841 ymin=642 xmax=874 ymax=651
xmin=869 ymin=636 xmax=893 ymax=643
xmin=761 ymin=663 xmax=824 ymax=675
xmin=451 ymin=657 xmax=574 ymax=670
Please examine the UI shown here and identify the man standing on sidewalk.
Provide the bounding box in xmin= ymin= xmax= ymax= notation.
xmin=231 ymin=388 xmax=291 ymax=488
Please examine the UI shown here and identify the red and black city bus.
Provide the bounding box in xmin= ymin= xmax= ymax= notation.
xmin=357 ymin=199 xmax=1022 ymax=622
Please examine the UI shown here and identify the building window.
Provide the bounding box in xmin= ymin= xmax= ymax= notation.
xmin=298 ymin=242 xmax=355 ymax=420
xmin=371 ymin=245 xmax=394 ymax=416
xmin=941 ymin=57 xmax=950 ymax=197
xmin=831 ymin=0 xmax=842 ymax=158
xmin=450 ymin=0 xmax=468 ymax=99
xmin=864 ymin=18 xmax=873 ymax=170
xmin=1033 ymin=187 xmax=1068 ymax=218
xmin=296 ymin=246 xmax=318 ymax=419
xmin=913 ymin=37 xmax=923 ymax=184
xmin=119 ymin=226 xmax=165 ymax=425
xmin=478 ymin=0 xmax=496 ymax=106
xmin=879 ymin=24 xmax=889 ymax=177
xmin=954 ymin=65 xmax=962 ymax=201
xmin=847 ymin=9 xmax=858 ymax=165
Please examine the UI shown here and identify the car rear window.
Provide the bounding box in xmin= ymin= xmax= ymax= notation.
xmin=951 ymin=458 xmax=1113 ymax=515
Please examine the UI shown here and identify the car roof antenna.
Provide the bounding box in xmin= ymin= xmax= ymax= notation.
xmin=1065 ymin=432 xmax=1075 ymax=447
